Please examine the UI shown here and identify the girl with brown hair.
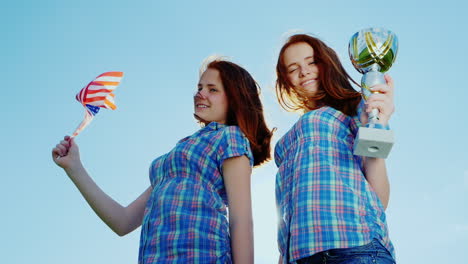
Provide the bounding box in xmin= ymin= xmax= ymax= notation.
xmin=52 ymin=58 xmax=273 ymax=263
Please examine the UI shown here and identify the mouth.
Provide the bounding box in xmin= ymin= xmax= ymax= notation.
xmin=301 ymin=78 xmax=318 ymax=87
xmin=195 ymin=103 xmax=209 ymax=109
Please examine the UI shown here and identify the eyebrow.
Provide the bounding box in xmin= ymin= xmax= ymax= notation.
xmin=198 ymin=83 xmax=217 ymax=87
xmin=286 ymin=56 xmax=315 ymax=68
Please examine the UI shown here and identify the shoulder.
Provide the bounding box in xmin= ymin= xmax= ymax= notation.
xmin=219 ymin=125 xmax=248 ymax=143
xmin=220 ymin=124 xmax=242 ymax=134
xmin=216 ymin=125 xmax=253 ymax=166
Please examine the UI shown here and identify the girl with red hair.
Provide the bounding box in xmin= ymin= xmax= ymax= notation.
xmin=274 ymin=34 xmax=396 ymax=264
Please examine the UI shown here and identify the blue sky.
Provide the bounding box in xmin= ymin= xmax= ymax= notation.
xmin=2 ymin=0 xmax=467 ymax=263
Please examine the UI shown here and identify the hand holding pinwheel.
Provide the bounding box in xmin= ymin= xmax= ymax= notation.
xmin=71 ymin=72 xmax=124 ymax=138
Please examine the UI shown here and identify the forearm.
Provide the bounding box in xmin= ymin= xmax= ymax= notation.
xmin=364 ymin=157 xmax=390 ymax=209
xmin=229 ymin=218 xmax=254 ymax=264
xmin=64 ymin=164 xmax=133 ymax=236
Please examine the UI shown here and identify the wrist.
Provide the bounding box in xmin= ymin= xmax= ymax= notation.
xmin=373 ymin=115 xmax=390 ymax=130
xmin=64 ymin=161 xmax=85 ymax=177
xmin=378 ymin=114 xmax=391 ymax=129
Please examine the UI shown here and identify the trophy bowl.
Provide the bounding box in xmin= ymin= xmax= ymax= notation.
xmin=349 ymin=28 xmax=398 ymax=74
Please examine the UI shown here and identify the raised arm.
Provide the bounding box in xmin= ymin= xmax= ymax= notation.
xmin=222 ymin=155 xmax=254 ymax=264
xmin=52 ymin=136 xmax=152 ymax=236
xmin=361 ymin=75 xmax=395 ymax=209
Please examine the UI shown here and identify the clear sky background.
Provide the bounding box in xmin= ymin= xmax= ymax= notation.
xmin=2 ymin=0 xmax=467 ymax=263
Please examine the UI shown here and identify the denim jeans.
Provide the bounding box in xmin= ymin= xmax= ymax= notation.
xmin=296 ymin=239 xmax=395 ymax=264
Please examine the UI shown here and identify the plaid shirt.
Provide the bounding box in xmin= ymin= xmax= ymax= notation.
xmin=139 ymin=122 xmax=253 ymax=264
xmin=275 ymin=105 xmax=394 ymax=263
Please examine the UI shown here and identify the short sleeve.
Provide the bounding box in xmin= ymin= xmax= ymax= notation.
xmin=274 ymin=142 xmax=285 ymax=168
xmin=217 ymin=126 xmax=254 ymax=168
xmin=148 ymin=153 xmax=168 ymax=187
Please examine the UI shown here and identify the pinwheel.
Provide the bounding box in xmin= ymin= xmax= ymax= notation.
xmin=71 ymin=72 xmax=124 ymax=138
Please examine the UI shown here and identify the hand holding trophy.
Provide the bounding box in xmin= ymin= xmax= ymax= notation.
xmin=349 ymin=27 xmax=398 ymax=158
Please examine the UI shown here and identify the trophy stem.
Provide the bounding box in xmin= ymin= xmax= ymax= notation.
xmin=368 ymin=108 xmax=379 ymax=125
xmin=362 ymin=71 xmax=385 ymax=128
xmin=362 ymin=71 xmax=385 ymax=90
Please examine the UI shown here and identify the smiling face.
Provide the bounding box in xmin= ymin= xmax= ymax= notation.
xmin=194 ymin=68 xmax=229 ymax=124
xmin=283 ymin=42 xmax=320 ymax=100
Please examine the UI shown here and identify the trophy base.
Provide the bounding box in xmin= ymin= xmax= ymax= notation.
xmin=353 ymin=127 xmax=394 ymax=159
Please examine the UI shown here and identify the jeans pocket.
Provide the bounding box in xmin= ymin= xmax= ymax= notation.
xmin=372 ymin=240 xmax=396 ymax=263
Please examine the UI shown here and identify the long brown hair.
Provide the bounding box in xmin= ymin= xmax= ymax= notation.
xmin=203 ymin=59 xmax=274 ymax=167
xmin=276 ymin=34 xmax=361 ymax=116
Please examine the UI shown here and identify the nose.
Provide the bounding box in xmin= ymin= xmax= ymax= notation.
xmin=300 ymin=64 xmax=313 ymax=77
xmin=195 ymin=87 xmax=207 ymax=99
xmin=299 ymin=66 xmax=311 ymax=77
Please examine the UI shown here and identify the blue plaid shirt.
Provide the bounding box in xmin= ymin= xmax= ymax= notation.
xmin=275 ymin=105 xmax=394 ymax=263
xmin=139 ymin=122 xmax=253 ymax=263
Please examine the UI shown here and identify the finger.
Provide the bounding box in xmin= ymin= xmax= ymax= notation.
xmin=52 ymin=147 xmax=62 ymax=160
xmin=384 ymin=74 xmax=394 ymax=90
xmin=366 ymin=100 xmax=385 ymax=110
xmin=367 ymin=93 xmax=392 ymax=103
xmin=69 ymin=137 xmax=75 ymax=146
xmin=69 ymin=137 xmax=79 ymax=151
xmin=53 ymin=146 xmax=67 ymax=159
xmin=55 ymin=144 xmax=70 ymax=157
xmin=366 ymin=101 xmax=394 ymax=115
xmin=60 ymin=139 xmax=70 ymax=148
xmin=53 ymin=145 xmax=63 ymax=157
xmin=55 ymin=144 xmax=68 ymax=156
xmin=360 ymin=111 xmax=369 ymax=125
xmin=370 ymin=84 xmax=391 ymax=94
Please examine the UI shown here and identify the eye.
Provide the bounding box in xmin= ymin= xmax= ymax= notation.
xmin=308 ymin=61 xmax=316 ymax=65
xmin=288 ymin=68 xmax=298 ymax=74
xmin=197 ymin=86 xmax=202 ymax=91
xmin=209 ymin=88 xmax=218 ymax=92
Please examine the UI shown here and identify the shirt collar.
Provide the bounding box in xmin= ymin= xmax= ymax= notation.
xmin=202 ymin=121 xmax=226 ymax=132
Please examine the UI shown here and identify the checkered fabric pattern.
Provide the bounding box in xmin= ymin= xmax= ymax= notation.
xmin=275 ymin=105 xmax=394 ymax=263
xmin=139 ymin=122 xmax=253 ymax=264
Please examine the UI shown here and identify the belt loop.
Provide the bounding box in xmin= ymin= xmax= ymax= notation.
xmin=371 ymin=238 xmax=378 ymax=252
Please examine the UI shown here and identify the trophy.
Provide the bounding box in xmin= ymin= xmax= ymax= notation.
xmin=349 ymin=27 xmax=398 ymax=158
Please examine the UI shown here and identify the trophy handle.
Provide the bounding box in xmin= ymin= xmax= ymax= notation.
xmin=362 ymin=71 xmax=385 ymax=127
